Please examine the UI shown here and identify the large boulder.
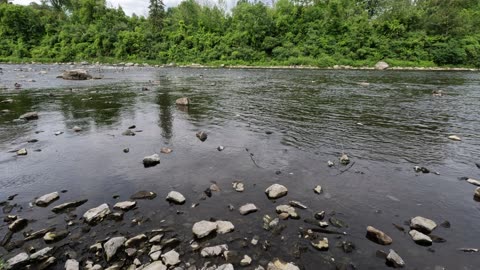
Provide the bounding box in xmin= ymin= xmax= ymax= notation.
xmin=62 ymin=69 xmax=92 ymax=80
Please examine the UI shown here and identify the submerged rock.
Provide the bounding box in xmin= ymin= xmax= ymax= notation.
xmin=196 ymin=131 xmax=208 ymax=142
xmin=289 ymin=200 xmax=308 ymax=209
xmin=19 ymin=112 xmax=39 ymax=120
xmin=83 ymin=204 xmax=111 ymax=224
xmin=265 ymin=184 xmax=288 ymax=199
xmin=386 ymin=249 xmax=405 ymax=268
xmin=160 ymin=147 xmax=173 ymax=154
xmin=201 ymin=244 xmax=228 ymax=257
xmin=366 ymin=226 xmax=393 ymax=245
xmin=104 ymin=236 xmax=126 ymax=261
xmin=52 ymin=199 xmax=88 ymax=213
xmin=113 ymin=201 xmax=136 ymax=211
xmin=35 ymin=192 xmax=59 ymax=207
xmin=143 ymin=154 xmax=160 ymax=167
xmin=311 ymin=238 xmax=329 ymax=251
xmin=239 ymin=203 xmax=258 ymax=215
xmin=192 ymin=220 xmax=217 ymax=238
xmin=175 ymin=97 xmax=190 ymax=106
xmin=62 ymin=69 xmax=92 ymax=80
xmin=131 ymin=190 xmax=157 ymax=200
xmin=414 ymin=166 xmax=430 ymax=173
xmin=166 ymin=191 xmax=186 ymax=204
xmin=409 ymin=230 xmax=432 ymax=246
xmin=410 ymin=216 xmax=437 ymax=233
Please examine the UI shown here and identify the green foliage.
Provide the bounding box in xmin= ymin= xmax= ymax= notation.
xmin=0 ymin=0 xmax=479 ymax=67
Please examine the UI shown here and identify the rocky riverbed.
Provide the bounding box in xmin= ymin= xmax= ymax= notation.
xmin=1 ymin=64 xmax=480 ymax=269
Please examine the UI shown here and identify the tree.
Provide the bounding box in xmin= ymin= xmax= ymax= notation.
xmin=149 ymin=0 xmax=165 ymax=29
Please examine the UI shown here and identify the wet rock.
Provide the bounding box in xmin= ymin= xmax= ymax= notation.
xmin=414 ymin=166 xmax=430 ymax=173
xmin=409 ymin=230 xmax=432 ymax=246
xmin=466 ymin=178 xmax=480 ymax=186
xmin=143 ymin=154 xmax=160 ymax=167
xmin=54 ymin=131 xmax=63 ymax=136
xmin=276 ymin=205 xmax=299 ymax=219
xmin=375 ymin=61 xmax=389 ymax=70
xmin=108 ymin=212 xmax=124 ymax=221
xmin=319 ymin=221 xmax=329 ymax=228
xmin=83 ymin=203 xmax=111 ymax=224
xmin=149 ymin=245 xmax=162 ymax=260
xmin=196 ymin=131 xmax=208 ymax=142
xmin=150 ymin=234 xmax=163 ymax=244
xmin=410 ymin=216 xmax=437 ymax=233
xmin=328 ymin=160 xmax=334 ymax=167
xmin=459 ymin=248 xmax=479 ymax=253
xmin=5 ymin=252 xmax=29 ymax=270
xmin=192 ymin=220 xmax=217 ymax=238
xmin=289 ymin=200 xmax=307 ymax=209
xmin=38 ymin=257 xmax=56 ymax=270
xmin=166 ymin=191 xmax=186 ymax=204
xmin=123 ymin=148 xmax=129 ymax=153
xmin=340 ymin=154 xmax=350 ymax=165
xmin=265 ymin=184 xmax=288 ymax=199
xmin=19 ymin=112 xmax=39 ymax=120
xmin=314 ymin=211 xmax=325 ymax=220
xmin=114 ymin=201 xmax=136 ymax=211
xmin=386 ymin=249 xmax=405 ymax=268
xmin=311 ymin=237 xmax=329 ymax=251
xmin=241 ymin=255 xmax=252 ymax=266
xmin=43 ymin=230 xmax=69 ymax=243
xmin=267 ymin=259 xmax=300 ymax=270
xmin=122 ymin=129 xmax=136 ymax=136
xmin=475 ymin=187 xmax=480 ymax=200
xmin=143 ymin=261 xmax=167 ymax=270
xmin=125 ymin=234 xmax=148 ymax=248
xmin=72 ymin=126 xmax=82 ymax=132
xmin=201 ymin=244 xmax=228 ymax=257
xmin=313 ymin=185 xmax=322 ymax=194
xmin=162 ymin=249 xmax=180 ymax=266
xmin=16 ymin=148 xmax=27 ymax=156
xmin=52 ymin=199 xmax=88 ymax=213
xmin=131 ymin=190 xmax=157 ymax=200
xmin=65 ymin=259 xmax=80 ymax=270
xmin=62 ymin=69 xmax=92 ymax=80
xmin=263 ymin=215 xmax=279 ymax=230
xmin=30 ymin=247 xmax=53 ymax=261
xmin=215 ymin=220 xmax=235 ymax=234
xmin=232 ymin=181 xmax=244 ymax=192
xmin=217 ymin=145 xmax=225 ymax=151
xmin=440 ymin=220 xmax=451 ymax=228
xmin=160 ymin=147 xmax=173 ymax=154
xmin=176 ymin=97 xmax=190 ymax=106
xmin=239 ymin=203 xmax=258 ymax=215
xmin=329 ymin=217 xmax=347 ymax=228
xmin=339 ymin=240 xmax=355 ymax=253
xmin=35 ymin=192 xmax=59 ymax=207
xmin=8 ymin=218 xmax=28 ymax=232
xmin=448 ymin=135 xmax=461 ymax=141
xmin=24 ymin=228 xmax=53 ymax=241
xmin=104 ymin=236 xmax=127 ymax=261
xmin=366 ymin=226 xmax=392 ymax=245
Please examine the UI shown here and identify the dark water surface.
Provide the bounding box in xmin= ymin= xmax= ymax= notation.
xmin=1 ymin=64 xmax=480 ymax=269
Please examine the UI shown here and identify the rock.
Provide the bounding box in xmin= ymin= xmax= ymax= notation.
xmin=410 ymin=216 xmax=437 ymax=233
xmin=24 ymin=228 xmax=53 ymax=241
xmin=62 ymin=69 xmax=92 ymax=80
xmin=35 ymin=192 xmax=59 ymax=207
xmin=149 ymin=234 xmax=163 ymax=244
xmin=72 ymin=126 xmax=82 ymax=132
xmin=43 ymin=230 xmax=69 ymax=243
xmin=375 ymin=61 xmax=389 ymax=70
xmin=160 ymin=147 xmax=172 ymax=154
xmin=240 ymin=255 xmax=252 ymax=266
xmin=414 ymin=166 xmax=430 ymax=173
xmin=475 ymin=187 xmax=480 ymax=200
xmin=122 ymin=129 xmax=136 ymax=136
xmin=311 ymin=238 xmax=329 ymax=251
xmin=143 ymin=261 xmax=167 ymax=270
xmin=276 ymin=205 xmax=299 ymax=219
xmin=90 ymin=243 xmax=103 ymax=252
xmin=51 ymin=199 xmax=88 ymax=213
xmin=409 ymin=230 xmax=432 ymax=246
xmin=217 ymin=145 xmax=225 ymax=151
xmin=8 ymin=218 xmax=28 ymax=232
xmin=192 ymin=220 xmax=217 ymax=238
xmin=123 ymin=148 xmax=129 ymax=153
xmin=19 ymin=112 xmax=39 ymax=120
xmin=104 ymin=237 xmax=127 ymax=261
xmin=319 ymin=221 xmax=329 ymax=228
xmin=313 ymin=185 xmax=322 ymax=194
xmin=166 ymin=191 xmax=186 ymax=204
xmin=83 ymin=203 xmax=111 ymax=224
xmin=38 ymin=257 xmax=56 ymax=270
xmin=196 ymin=131 xmax=208 ymax=142
xmin=366 ymin=226 xmax=393 ymax=245
xmin=386 ymin=249 xmax=405 ymax=268
xmin=239 ymin=203 xmax=258 ymax=215
xmin=201 ymin=244 xmax=228 ymax=257
xmin=143 ymin=154 xmax=160 ymax=167
xmin=5 ymin=252 xmax=29 ymax=269
xmin=30 ymin=247 xmax=53 ymax=261
xmin=131 ymin=190 xmax=157 ymax=200
xmin=215 ymin=220 xmax=235 ymax=234
xmin=232 ymin=181 xmax=244 ymax=192
xmin=162 ymin=249 xmax=180 ymax=266
xmin=448 ymin=135 xmax=461 ymax=141
xmin=149 ymin=245 xmax=162 ymax=260
xmin=458 ymin=248 xmax=479 ymax=253
xmin=327 ymin=160 xmax=334 ymax=167
xmin=267 ymin=259 xmax=300 ymax=270
xmin=176 ymin=97 xmax=190 ymax=106
xmin=289 ymin=200 xmax=307 ymax=209
xmin=114 ymin=201 xmax=136 ymax=211
xmin=217 ymin=264 xmax=234 ymax=270
xmin=340 ymin=154 xmax=350 ymax=165
xmin=125 ymin=248 xmax=137 ymax=257
xmin=467 ymin=178 xmax=480 ymax=186
xmin=265 ymin=184 xmax=288 ymax=199
xmin=65 ymin=259 xmax=80 ymax=270
xmin=314 ymin=211 xmax=325 ymax=220
xmin=125 ymin=234 xmax=147 ymax=248
xmin=54 ymin=131 xmax=63 ymax=136
xmin=16 ymin=148 xmax=27 ymax=156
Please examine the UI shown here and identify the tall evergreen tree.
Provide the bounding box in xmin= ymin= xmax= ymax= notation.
xmin=149 ymin=0 xmax=165 ymax=29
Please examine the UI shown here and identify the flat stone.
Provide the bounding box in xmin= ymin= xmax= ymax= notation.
xmin=239 ymin=203 xmax=258 ymax=215
xmin=125 ymin=234 xmax=147 ymax=248
xmin=104 ymin=236 xmax=127 ymax=261
xmin=143 ymin=154 xmax=160 ymax=167
xmin=65 ymin=259 xmax=80 ymax=270
xmin=162 ymin=249 xmax=180 ymax=266
xmin=410 ymin=216 xmax=437 ymax=233
xmin=30 ymin=247 xmax=53 ymax=261
xmin=83 ymin=204 xmax=111 ymax=224
xmin=16 ymin=148 xmax=27 ymax=156
xmin=149 ymin=245 xmax=162 ymax=260
xmin=8 ymin=218 xmax=28 ymax=232
xmin=149 ymin=234 xmax=163 ymax=244
xmin=192 ymin=220 xmax=217 ymax=238
xmin=409 ymin=230 xmax=433 ymax=246
xmin=215 ymin=220 xmax=235 ymax=234
xmin=201 ymin=244 xmax=228 ymax=257
xmin=267 ymin=259 xmax=300 ymax=270
xmin=448 ymin=135 xmax=461 ymax=141
xmin=113 ymin=201 xmax=136 ymax=211
xmin=43 ymin=230 xmax=69 ymax=243
xmin=176 ymin=97 xmax=190 ymax=106
xmin=467 ymin=178 xmax=480 ymax=186
xmin=240 ymin=255 xmax=252 ymax=266
xmin=131 ymin=190 xmax=157 ymax=200
xmin=143 ymin=261 xmax=167 ymax=270
xmin=276 ymin=205 xmax=299 ymax=219
xmin=265 ymin=184 xmax=288 ymax=199
xmin=166 ymin=191 xmax=186 ymax=204
xmin=366 ymin=226 xmax=393 ymax=245
xmin=35 ymin=192 xmax=59 ymax=207
xmin=52 ymin=199 xmax=88 ymax=213
xmin=311 ymin=237 xmax=329 ymax=251
xmin=6 ymin=252 xmax=29 ymax=269
xmin=19 ymin=112 xmax=39 ymax=120
xmin=386 ymin=249 xmax=405 ymax=268
xmin=289 ymin=200 xmax=307 ymax=209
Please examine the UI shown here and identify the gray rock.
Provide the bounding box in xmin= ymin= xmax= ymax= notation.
xmin=38 ymin=257 xmax=56 ymax=270
xmin=311 ymin=238 xmax=329 ymax=251
xmin=192 ymin=220 xmax=217 ymax=238
xmin=467 ymin=178 xmax=480 ymax=186
xmin=104 ymin=236 xmax=127 ymax=261
xmin=143 ymin=154 xmax=160 ymax=167
xmin=267 ymin=259 xmax=300 ymax=270
xmin=386 ymin=249 xmax=405 ymax=268
xmin=375 ymin=61 xmax=389 ymax=70
xmin=149 ymin=234 xmax=163 ymax=244
xmin=201 ymin=244 xmax=228 ymax=257
xmin=35 ymin=192 xmax=59 ymax=207
xmin=217 ymin=264 xmax=234 ymax=270
xmin=162 ymin=249 xmax=180 ymax=266
xmin=131 ymin=190 xmax=157 ymax=200
xmin=196 ymin=131 xmax=208 ymax=142
xmin=65 ymin=259 xmax=80 ymax=270
xmin=6 ymin=252 xmax=29 ymax=270
xmin=289 ymin=200 xmax=307 ymax=209
xmin=125 ymin=234 xmax=147 ymax=248
xmin=62 ymin=69 xmax=92 ymax=80
xmin=83 ymin=204 xmax=111 ymax=224
xmin=410 ymin=216 xmax=437 ymax=233
xmin=276 ymin=205 xmax=299 ymax=219
xmin=475 ymin=187 xmax=480 ymax=200
xmin=176 ymin=97 xmax=190 ymax=106
xmin=113 ymin=201 xmax=136 ymax=211
xmin=239 ymin=203 xmax=258 ymax=215
xmin=265 ymin=184 xmax=288 ymax=199
xmin=30 ymin=247 xmax=53 ymax=261
xmin=43 ymin=230 xmax=69 ymax=243
xmin=52 ymin=199 xmax=88 ymax=213
xmin=232 ymin=181 xmax=244 ymax=192
xmin=149 ymin=245 xmax=162 ymax=261
xmin=340 ymin=154 xmax=350 ymax=165
xmin=166 ymin=191 xmax=186 ymax=204
xmin=448 ymin=135 xmax=461 ymax=141
xmin=240 ymin=255 xmax=252 ymax=266
xmin=160 ymin=147 xmax=173 ymax=154
xmin=16 ymin=148 xmax=27 ymax=156
xmin=409 ymin=230 xmax=432 ymax=246
xmin=313 ymin=185 xmax=322 ymax=194
xmin=19 ymin=112 xmax=39 ymax=120
xmin=366 ymin=226 xmax=393 ymax=245
xmin=215 ymin=220 xmax=235 ymax=234
xmin=143 ymin=261 xmax=167 ymax=270
xmin=8 ymin=218 xmax=28 ymax=232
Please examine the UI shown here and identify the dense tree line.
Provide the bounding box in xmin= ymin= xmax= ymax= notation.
xmin=0 ymin=0 xmax=479 ymax=67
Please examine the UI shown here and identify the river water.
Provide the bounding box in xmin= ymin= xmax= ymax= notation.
xmin=0 ymin=64 xmax=479 ymax=269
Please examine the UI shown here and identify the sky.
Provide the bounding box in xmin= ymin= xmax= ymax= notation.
xmin=11 ymin=0 xmax=184 ymax=16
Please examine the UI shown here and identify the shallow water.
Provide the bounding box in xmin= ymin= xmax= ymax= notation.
xmin=1 ymin=64 xmax=480 ymax=269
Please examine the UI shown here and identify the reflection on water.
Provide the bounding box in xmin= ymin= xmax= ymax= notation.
xmin=1 ymin=65 xmax=480 ymax=269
